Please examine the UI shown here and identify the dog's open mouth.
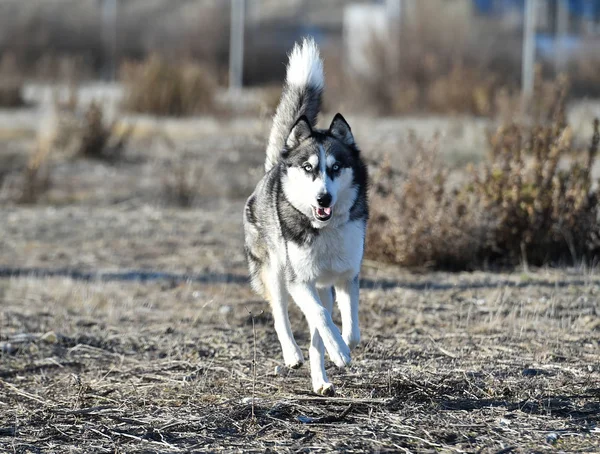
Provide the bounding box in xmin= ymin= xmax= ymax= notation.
xmin=313 ymin=206 xmax=333 ymax=221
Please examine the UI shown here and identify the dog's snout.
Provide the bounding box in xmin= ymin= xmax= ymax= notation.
xmin=317 ymin=193 xmax=332 ymax=207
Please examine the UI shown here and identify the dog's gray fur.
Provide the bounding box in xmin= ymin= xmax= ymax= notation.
xmin=243 ymin=37 xmax=368 ymax=395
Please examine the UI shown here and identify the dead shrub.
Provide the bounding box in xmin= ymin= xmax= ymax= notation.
xmin=162 ymin=161 xmax=202 ymax=208
xmin=54 ymin=101 xmax=131 ymax=161
xmin=367 ymin=80 xmax=600 ymax=269
xmin=19 ymin=144 xmax=52 ymax=204
xmin=425 ymin=65 xmax=501 ymax=116
xmin=367 ymin=142 xmax=489 ymax=270
xmin=121 ymin=56 xmax=216 ymax=116
xmin=76 ymin=102 xmax=130 ymax=161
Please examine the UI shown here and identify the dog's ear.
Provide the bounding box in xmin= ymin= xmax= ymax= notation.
xmin=285 ymin=116 xmax=313 ymax=149
xmin=328 ymin=113 xmax=354 ymax=146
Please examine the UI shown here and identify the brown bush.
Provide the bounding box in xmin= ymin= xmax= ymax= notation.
xmin=367 ymin=80 xmax=600 ymax=269
xmin=367 ymin=141 xmax=490 ymax=270
xmin=77 ymin=102 xmax=131 ymax=160
xmin=53 ymin=101 xmax=131 ymax=161
xmin=121 ymin=56 xmax=216 ymax=117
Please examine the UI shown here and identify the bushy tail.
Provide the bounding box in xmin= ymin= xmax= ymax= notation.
xmin=265 ymin=37 xmax=324 ymax=172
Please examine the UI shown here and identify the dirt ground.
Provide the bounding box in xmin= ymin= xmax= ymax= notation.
xmin=1 ymin=100 xmax=600 ymax=452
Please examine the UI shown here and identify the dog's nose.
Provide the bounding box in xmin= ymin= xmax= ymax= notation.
xmin=317 ymin=193 xmax=332 ymax=207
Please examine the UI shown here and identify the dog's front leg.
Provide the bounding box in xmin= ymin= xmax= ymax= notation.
xmin=288 ymin=282 xmax=351 ymax=369
xmin=308 ymin=287 xmax=336 ymax=395
xmin=336 ymin=276 xmax=360 ymax=349
xmin=265 ymin=267 xmax=304 ymax=368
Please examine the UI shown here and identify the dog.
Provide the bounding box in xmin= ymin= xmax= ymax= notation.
xmin=243 ymin=37 xmax=368 ymax=396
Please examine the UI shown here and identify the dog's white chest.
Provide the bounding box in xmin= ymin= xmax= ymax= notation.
xmin=287 ymin=220 xmax=365 ymax=285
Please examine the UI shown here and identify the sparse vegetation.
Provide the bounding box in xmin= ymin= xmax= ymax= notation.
xmin=2 ymin=101 xmax=131 ymax=205
xmin=1 ymin=259 xmax=599 ymax=452
xmin=367 ymin=79 xmax=600 ymax=269
xmin=53 ymin=101 xmax=132 ymax=161
xmin=18 ymin=144 xmax=52 ymax=204
xmin=349 ymin=36 xmax=513 ymax=116
xmin=75 ymin=102 xmax=131 ymax=161
xmin=162 ymin=161 xmax=202 ymax=208
xmin=122 ymin=56 xmax=216 ymax=117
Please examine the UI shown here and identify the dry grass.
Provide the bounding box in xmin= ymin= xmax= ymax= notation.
xmin=18 ymin=144 xmax=52 ymax=204
xmin=367 ymin=80 xmax=600 ymax=269
xmin=0 ymin=105 xmax=598 ymax=451
xmin=0 ymin=267 xmax=598 ymax=452
xmin=162 ymin=161 xmax=203 ymax=208
xmin=121 ymin=56 xmax=216 ymax=117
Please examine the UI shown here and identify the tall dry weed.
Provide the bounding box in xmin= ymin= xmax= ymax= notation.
xmin=121 ymin=56 xmax=216 ymax=116
xmin=19 ymin=144 xmax=52 ymax=204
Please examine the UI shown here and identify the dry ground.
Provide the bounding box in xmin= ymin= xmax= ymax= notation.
xmin=0 ymin=103 xmax=599 ymax=452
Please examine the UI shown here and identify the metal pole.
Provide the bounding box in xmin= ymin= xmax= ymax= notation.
xmin=229 ymin=0 xmax=245 ymax=93
xmin=522 ymin=0 xmax=537 ymax=103
xmin=555 ymin=0 xmax=568 ymax=73
xmin=386 ymin=0 xmax=401 ymax=77
xmin=101 ymin=0 xmax=118 ymax=81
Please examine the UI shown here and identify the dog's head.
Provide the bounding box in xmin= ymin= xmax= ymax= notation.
xmin=280 ymin=113 xmax=360 ymax=228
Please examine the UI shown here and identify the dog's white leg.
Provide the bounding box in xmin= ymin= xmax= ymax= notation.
xmin=336 ymin=276 xmax=360 ymax=349
xmin=309 ymin=287 xmax=335 ymax=395
xmin=288 ymin=282 xmax=351 ymax=369
xmin=265 ymin=268 xmax=304 ymax=368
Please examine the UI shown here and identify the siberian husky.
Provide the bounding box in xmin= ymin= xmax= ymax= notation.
xmin=243 ymin=37 xmax=368 ymax=395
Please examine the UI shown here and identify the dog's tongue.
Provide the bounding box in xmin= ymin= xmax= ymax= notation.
xmin=317 ymin=207 xmax=332 ymax=217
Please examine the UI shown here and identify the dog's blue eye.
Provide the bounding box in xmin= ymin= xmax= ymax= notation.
xmin=302 ymin=163 xmax=312 ymax=172
xmin=332 ymin=163 xmax=340 ymax=171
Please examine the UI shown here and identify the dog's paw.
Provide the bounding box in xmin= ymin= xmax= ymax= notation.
xmin=343 ymin=329 xmax=360 ymax=350
xmin=321 ymin=331 xmax=351 ymax=368
xmin=286 ymin=359 xmax=304 ymax=369
xmin=314 ymin=382 xmax=335 ymax=397
xmin=282 ymin=345 xmax=304 ymax=369
xmin=328 ymin=343 xmax=351 ymax=368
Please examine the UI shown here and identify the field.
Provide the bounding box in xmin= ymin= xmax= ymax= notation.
xmin=1 ymin=90 xmax=600 ymax=453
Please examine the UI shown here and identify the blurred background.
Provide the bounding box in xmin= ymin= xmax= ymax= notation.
xmin=1 ymin=0 xmax=600 ymax=270
xmin=1 ymin=0 xmax=600 ymax=114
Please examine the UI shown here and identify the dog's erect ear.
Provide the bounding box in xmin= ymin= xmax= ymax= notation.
xmin=285 ymin=116 xmax=313 ymax=149
xmin=328 ymin=113 xmax=354 ymax=146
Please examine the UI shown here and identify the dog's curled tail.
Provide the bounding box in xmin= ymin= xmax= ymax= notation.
xmin=265 ymin=37 xmax=324 ymax=172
